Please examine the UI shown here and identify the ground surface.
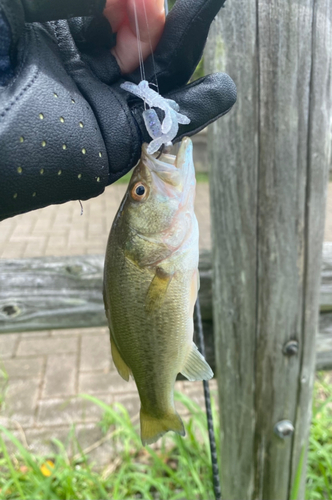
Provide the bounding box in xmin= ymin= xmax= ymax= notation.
xmin=0 ymin=181 xmax=215 ymax=462
xmin=1 ymin=179 xmax=331 ymax=462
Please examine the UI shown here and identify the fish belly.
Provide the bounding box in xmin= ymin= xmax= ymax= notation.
xmin=109 ymin=254 xmax=192 ymax=400
xmin=104 ymin=218 xmax=213 ymax=445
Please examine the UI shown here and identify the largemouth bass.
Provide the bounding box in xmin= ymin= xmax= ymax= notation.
xmin=103 ymin=137 xmax=213 ymax=445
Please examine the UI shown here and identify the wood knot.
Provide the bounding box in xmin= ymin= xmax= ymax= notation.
xmin=1 ymin=304 xmax=20 ymax=318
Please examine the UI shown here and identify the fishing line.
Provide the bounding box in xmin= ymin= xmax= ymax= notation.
xmin=132 ymin=0 xmax=146 ymax=83
xmin=132 ymin=0 xmax=162 ymax=97
xmin=142 ymin=0 xmax=160 ymax=93
xmin=195 ymin=298 xmax=222 ymax=500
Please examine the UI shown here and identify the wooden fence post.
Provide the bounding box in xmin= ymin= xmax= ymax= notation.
xmin=205 ymin=1 xmax=332 ymax=499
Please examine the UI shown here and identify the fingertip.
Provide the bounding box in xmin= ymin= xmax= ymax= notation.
xmin=127 ymin=0 xmax=165 ymax=42
xmin=203 ymin=73 xmax=237 ymax=108
xmin=112 ymin=0 xmax=166 ymax=74
xmin=103 ymin=0 xmax=127 ymax=32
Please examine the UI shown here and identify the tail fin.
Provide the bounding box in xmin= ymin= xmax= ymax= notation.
xmin=140 ymin=408 xmax=185 ymax=446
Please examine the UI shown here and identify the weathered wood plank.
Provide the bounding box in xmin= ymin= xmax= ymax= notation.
xmin=0 ymin=251 xmax=213 ymax=333
xmin=1 ymin=250 xmax=332 ymax=373
xmin=291 ymin=6 xmax=332 ymax=498
xmin=206 ymin=1 xmax=332 ymax=499
xmin=0 ymin=256 xmax=106 ymax=332
xmin=205 ymin=2 xmax=259 ymax=496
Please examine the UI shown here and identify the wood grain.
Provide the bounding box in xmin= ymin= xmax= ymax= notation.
xmin=205 ymin=1 xmax=332 ymax=498
xmin=2 ymin=249 xmax=332 ymax=372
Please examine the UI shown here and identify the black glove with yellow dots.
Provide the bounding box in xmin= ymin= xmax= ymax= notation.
xmin=0 ymin=0 xmax=236 ymax=221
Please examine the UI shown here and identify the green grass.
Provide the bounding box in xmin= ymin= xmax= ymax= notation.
xmin=305 ymin=373 xmax=332 ymax=500
xmin=114 ymin=172 xmax=132 ymax=184
xmin=0 ymin=392 xmax=218 ymax=500
xmin=1 ymin=379 xmax=332 ymax=500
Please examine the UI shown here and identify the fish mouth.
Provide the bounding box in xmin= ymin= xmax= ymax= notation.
xmin=142 ymin=137 xmax=192 ymax=169
xmin=142 ymin=138 xmax=193 ymax=188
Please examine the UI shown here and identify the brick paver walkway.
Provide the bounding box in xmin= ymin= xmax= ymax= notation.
xmin=0 ymin=182 xmax=215 ymax=463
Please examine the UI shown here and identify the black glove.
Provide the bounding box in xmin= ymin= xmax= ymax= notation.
xmin=0 ymin=0 xmax=236 ymax=221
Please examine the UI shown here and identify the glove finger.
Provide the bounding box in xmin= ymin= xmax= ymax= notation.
xmin=130 ymin=0 xmax=226 ymax=93
xmin=132 ymin=73 xmax=236 ymax=144
xmin=68 ymin=16 xmax=116 ymax=51
xmin=68 ymin=16 xmax=121 ymax=85
xmin=170 ymin=73 xmax=236 ymax=140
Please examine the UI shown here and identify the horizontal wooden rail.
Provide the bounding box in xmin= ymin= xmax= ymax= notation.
xmin=1 ymin=244 xmax=332 ymax=371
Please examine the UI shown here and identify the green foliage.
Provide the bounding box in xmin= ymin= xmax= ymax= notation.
xmin=306 ymin=374 xmax=332 ymax=500
xmin=0 ymin=392 xmax=218 ymax=500
xmin=167 ymin=0 xmax=176 ymax=10
xmin=1 ymin=380 xmax=332 ymax=500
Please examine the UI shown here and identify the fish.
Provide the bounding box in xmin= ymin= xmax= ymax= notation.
xmin=103 ymin=137 xmax=213 ymax=445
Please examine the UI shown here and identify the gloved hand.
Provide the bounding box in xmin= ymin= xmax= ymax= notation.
xmin=0 ymin=0 xmax=236 ymax=221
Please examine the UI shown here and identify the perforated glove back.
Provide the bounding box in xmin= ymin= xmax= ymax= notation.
xmin=0 ymin=0 xmax=236 ymax=221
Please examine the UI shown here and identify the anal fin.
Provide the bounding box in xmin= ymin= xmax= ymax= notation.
xmin=180 ymin=343 xmax=214 ymax=382
xmin=110 ymin=335 xmax=131 ymax=382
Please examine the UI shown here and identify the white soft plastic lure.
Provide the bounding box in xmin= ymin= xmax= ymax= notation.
xmin=120 ymin=80 xmax=190 ymax=154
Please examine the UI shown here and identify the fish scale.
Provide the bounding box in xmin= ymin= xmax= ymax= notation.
xmin=103 ymin=137 xmax=213 ymax=445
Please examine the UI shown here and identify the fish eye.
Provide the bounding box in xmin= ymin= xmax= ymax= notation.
xmin=136 ymin=185 xmax=145 ymax=196
xmin=131 ymin=182 xmax=148 ymax=201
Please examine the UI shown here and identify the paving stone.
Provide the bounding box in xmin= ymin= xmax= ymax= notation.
xmin=79 ymin=370 xmax=136 ymax=395
xmin=43 ymin=353 xmax=77 ymax=398
xmin=171 ymin=381 xmax=191 ymax=417
xmin=113 ymin=391 xmax=141 ymax=419
xmin=195 ymin=183 xmax=211 ymax=249
xmin=87 ymin=245 xmax=105 ymax=255
xmin=44 ymin=246 xmax=74 ymax=256
xmin=20 ymin=330 xmax=51 ymax=338
xmin=0 ymin=416 xmax=18 ymax=430
xmin=10 ymin=234 xmax=46 ymax=244
xmin=74 ymin=423 xmax=117 ymax=466
xmin=16 ymin=336 xmax=78 ymax=356
xmin=180 ymin=380 xmax=219 ymax=410
xmin=0 ymin=334 xmax=19 ymax=359
xmin=49 ymin=328 xmax=81 ymax=337
xmin=1 ymin=377 xmax=40 ymax=427
xmin=37 ymin=394 xmax=111 ymax=426
xmin=0 ymin=222 xmax=13 ymax=235
xmin=47 ymin=235 xmax=68 ymax=248
xmin=0 ymin=357 xmax=44 ymax=378
xmin=1 ymin=242 xmax=27 ymax=258
xmin=25 ymin=426 xmax=73 ymax=456
xmin=24 ymin=241 xmax=47 ymax=258
xmin=51 ymin=327 xmax=107 ymax=336
xmin=80 ymin=334 xmax=111 ymax=372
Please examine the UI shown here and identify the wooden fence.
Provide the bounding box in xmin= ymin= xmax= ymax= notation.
xmin=205 ymin=1 xmax=332 ymax=499
xmin=1 ymin=244 xmax=332 ymax=375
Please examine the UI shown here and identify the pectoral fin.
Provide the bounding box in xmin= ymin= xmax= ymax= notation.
xmin=145 ymin=268 xmax=173 ymax=313
xmin=110 ymin=335 xmax=131 ymax=382
xmin=180 ymin=343 xmax=214 ymax=381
